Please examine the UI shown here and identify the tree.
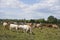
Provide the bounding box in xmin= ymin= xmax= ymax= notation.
xmin=35 ymin=19 xmax=46 ymax=23
xmin=47 ymin=16 xmax=57 ymax=23
xmin=30 ymin=19 xmax=35 ymax=23
xmin=57 ymin=19 xmax=60 ymax=24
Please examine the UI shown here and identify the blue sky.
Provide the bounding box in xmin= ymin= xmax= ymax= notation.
xmin=0 ymin=0 xmax=60 ymax=20
xmin=20 ymin=0 xmax=40 ymax=5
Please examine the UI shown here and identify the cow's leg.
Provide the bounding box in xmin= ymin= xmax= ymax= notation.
xmin=29 ymin=28 xmax=32 ymax=33
xmin=16 ymin=27 xmax=17 ymax=30
xmin=26 ymin=29 xmax=28 ymax=33
xmin=23 ymin=29 xmax=25 ymax=33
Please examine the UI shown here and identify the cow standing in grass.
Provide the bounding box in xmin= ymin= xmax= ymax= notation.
xmin=18 ymin=24 xmax=32 ymax=33
xmin=52 ymin=24 xmax=58 ymax=28
xmin=9 ymin=24 xmax=18 ymax=30
xmin=33 ymin=23 xmax=42 ymax=28
xmin=3 ymin=22 xmax=8 ymax=27
xmin=3 ymin=22 xmax=8 ymax=29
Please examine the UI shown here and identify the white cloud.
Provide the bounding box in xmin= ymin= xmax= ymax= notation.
xmin=22 ymin=0 xmax=60 ymax=13
xmin=0 ymin=0 xmax=60 ymax=19
xmin=0 ymin=0 xmax=29 ymax=8
xmin=50 ymin=6 xmax=60 ymax=11
xmin=0 ymin=0 xmax=59 ymax=12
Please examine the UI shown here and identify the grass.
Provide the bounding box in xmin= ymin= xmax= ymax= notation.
xmin=0 ymin=25 xmax=60 ymax=40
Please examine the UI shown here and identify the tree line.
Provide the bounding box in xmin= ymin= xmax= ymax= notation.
xmin=0 ymin=16 xmax=60 ymax=24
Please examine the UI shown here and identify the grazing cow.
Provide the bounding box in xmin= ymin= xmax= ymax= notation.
xmin=33 ymin=23 xmax=42 ymax=28
xmin=26 ymin=23 xmax=33 ymax=26
xmin=46 ymin=24 xmax=52 ymax=27
xmin=3 ymin=22 xmax=10 ymax=29
xmin=9 ymin=24 xmax=18 ymax=30
xmin=3 ymin=22 xmax=8 ymax=27
xmin=36 ymin=24 xmax=40 ymax=28
xmin=52 ymin=24 xmax=58 ymax=28
xmin=18 ymin=25 xmax=32 ymax=33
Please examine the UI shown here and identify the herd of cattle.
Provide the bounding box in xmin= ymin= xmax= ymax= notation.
xmin=2 ymin=22 xmax=59 ymax=33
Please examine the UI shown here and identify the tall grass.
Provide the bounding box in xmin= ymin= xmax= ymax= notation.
xmin=0 ymin=25 xmax=60 ymax=40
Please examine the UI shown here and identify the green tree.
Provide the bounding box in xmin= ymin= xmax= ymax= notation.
xmin=47 ymin=16 xmax=57 ymax=23
xmin=57 ymin=19 xmax=60 ymax=24
xmin=35 ymin=19 xmax=46 ymax=23
xmin=30 ymin=19 xmax=35 ymax=23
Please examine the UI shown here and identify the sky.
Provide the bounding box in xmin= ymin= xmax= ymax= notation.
xmin=0 ymin=0 xmax=60 ymax=20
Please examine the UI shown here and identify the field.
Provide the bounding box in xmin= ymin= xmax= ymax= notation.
xmin=0 ymin=25 xmax=60 ymax=40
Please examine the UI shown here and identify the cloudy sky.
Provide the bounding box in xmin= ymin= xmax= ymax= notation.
xmin=0 ymin=0 xmax=60 ymax=20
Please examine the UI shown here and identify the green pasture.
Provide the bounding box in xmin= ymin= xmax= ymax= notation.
xmin=0 ymin=25 xmax=60 ymax=40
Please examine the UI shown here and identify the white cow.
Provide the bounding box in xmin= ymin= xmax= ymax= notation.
xmin=3 ymin=22 xmax=8 ymax=27
xmin=18 ymin=25 xmax=32 ymax=33
xmin=9 ymin=24 xmax=18 ymax=30
xmin=52 ymin=24 xmax=58 ymax=28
